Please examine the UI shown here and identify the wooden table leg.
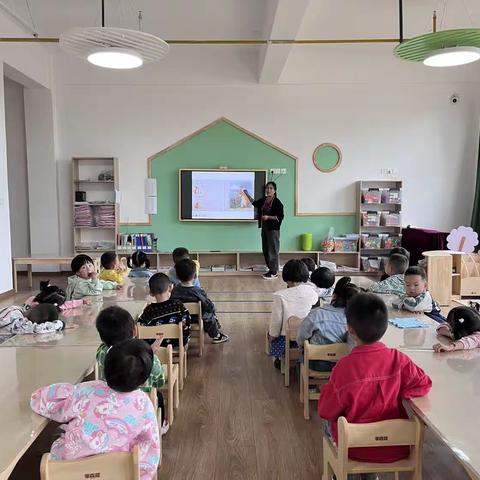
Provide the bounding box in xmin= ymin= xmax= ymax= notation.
xmin=27 ymin=264 xmax=33 ymax=289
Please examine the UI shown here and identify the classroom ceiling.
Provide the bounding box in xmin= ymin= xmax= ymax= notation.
xmin=4 ymin=0 xmax=480 ymax=40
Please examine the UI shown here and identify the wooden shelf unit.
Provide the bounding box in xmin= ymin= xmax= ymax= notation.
xmin=116 ymin=250 xmax=364 ymax=276
xmin=357 ymin=180 xmax=402 ymax=274
xmin=72 ymin=157 xmax=119 ymax=256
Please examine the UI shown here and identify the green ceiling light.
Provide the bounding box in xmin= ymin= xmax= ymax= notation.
xmin=394 ymin=1 xmax=480 ymax=67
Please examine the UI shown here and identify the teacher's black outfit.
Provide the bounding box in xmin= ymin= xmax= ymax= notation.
xmin=252 ymin=196 xmax=284 ymax=276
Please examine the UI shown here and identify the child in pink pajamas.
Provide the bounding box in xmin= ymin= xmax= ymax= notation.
xmin=31 ymin=339 xmax=160 ymax=479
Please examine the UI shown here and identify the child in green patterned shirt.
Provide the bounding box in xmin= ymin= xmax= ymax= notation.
xmin=95 ymin=305 xmax=169 ymax=434
xmin=368 ymin=253 xmax=409 ymax=297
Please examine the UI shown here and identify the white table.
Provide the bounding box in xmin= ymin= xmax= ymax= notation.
xmin=0 ymin=346 xmax=97 ymax=479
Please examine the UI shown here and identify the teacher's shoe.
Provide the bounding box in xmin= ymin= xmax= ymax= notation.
xmin=212 ymin=333 xmax=229 ymax=344
xmin=262 ymin=271 xmax=278 ymax=280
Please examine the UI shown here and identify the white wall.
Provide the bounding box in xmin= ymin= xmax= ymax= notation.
xmin=0 ymin=12 xmax=53 ymax=292
xmin=4 ymin=76 xmax=30 ymax=259
xmin=53 ymin=46 xmax=480 ymax=255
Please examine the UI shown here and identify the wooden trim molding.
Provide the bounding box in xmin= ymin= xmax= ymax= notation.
xmin=0 ymin=288 xmax=15 ymax=301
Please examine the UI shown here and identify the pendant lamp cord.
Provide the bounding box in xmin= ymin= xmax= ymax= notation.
xmin=398 ymin=0 xmax=404 ymax=43
xmin=25 ymin=0 xmax=38 ymax=37
xmin=101 ymin=0 xmax=105 ymax=27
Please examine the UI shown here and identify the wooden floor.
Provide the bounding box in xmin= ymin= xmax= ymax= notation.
xmin=7 ymin=274 xmax=473 ymax=480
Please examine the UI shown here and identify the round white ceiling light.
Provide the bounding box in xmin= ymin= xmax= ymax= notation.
xmin=423 ymin=46 xmax=480 ymax=67
xmin=60 ymin=27 xmax=169 ymax=69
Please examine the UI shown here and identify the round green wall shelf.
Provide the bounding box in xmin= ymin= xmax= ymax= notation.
xmin=395 ymin=28 xmax=480 ymax=62
xmin=312 ymin=143 xmax=342 ymax=173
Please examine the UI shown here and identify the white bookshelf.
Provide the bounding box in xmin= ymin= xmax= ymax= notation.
xmin=72 ymin=157 xmax=119 ymax=255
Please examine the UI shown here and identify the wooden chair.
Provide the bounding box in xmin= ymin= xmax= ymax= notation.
xmin=40 ymin=445 xmax=140 ymax=480
xmin=137 ymin=323 xmax=187 ymax=390
xmin=300 ymin=341 xmax=350 ymax=420
xmin=284 ymin=315 xmax=302 ymax=387
xmin=183 ymin=301 xmax=204 ymax=357
xmin=323 ymin=416 xmax=424 ymax=480
xmin=155 ymin=344 xmax=180 ymax=425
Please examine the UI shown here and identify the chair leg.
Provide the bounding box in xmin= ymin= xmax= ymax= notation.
xmin=168 ymin=387 xmax=174 ymax=425
xmin=280 ymin=357 xmax=285 ymax=374
xmin=179 ymin=360 xmax=184 ymax=390
xmin=303 ymin=369 xmax=310 ymax=420
xmin=284 ymin=345 xmax=290 ymax=387
xmin=198 ymin=323 xmax=204 ymax=357
xmin=265 ymin=329 xmax=269 ymax=355
xmin=184 ymin=352 xmax=188 ymax=379
xmin=299 ymin=365 xmax=304 ymax=403
xmin=174 ymin=377 xmax=179 ymax=409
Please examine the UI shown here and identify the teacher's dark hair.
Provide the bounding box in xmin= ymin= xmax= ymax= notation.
xmin=264 ymin=181 xmax=277 ymax=196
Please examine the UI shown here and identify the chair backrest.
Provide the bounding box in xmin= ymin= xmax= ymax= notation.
xmin=304 ymin=341 xmax=350 ymax=364
xmin=40 ymin=445 xmax=140 ymax=480
xmin=136 ymin=323 xmax=184 ymax=352
xmin=337 ymin=415 xmax=422 ymax=450
xmin=183 ymin=301 xmax=201 ymax=317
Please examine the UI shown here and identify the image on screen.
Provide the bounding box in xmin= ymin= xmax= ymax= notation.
xmin=192 ymin=171 xmax=254 ymax=220
xmin=180 ymin=170 xmax=266 ymax=221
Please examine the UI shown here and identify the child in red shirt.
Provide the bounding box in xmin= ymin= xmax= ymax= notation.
xmin=318 ymin=292 xmax=432 ymax=464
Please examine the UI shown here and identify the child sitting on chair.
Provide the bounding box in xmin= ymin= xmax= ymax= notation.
xmin=318 ymin=293 xmax=432 ymax=464
xmin=434 ymin=306 xmax=480 ymax=352
xmin=368 ymin=253 xmax=409 ymax=296
xmin=99 ymin=251 xmax=127 ymax=285
xmin=309 ymin=266 xmax=335 ymax=301
xmin=268 ymin=259 xmax=318 ymax=369
xmin=95 ymin=306 xmax=168 ymax=434
xmin=168 ymin=247 xmax=201 ymax=287
xmin=31 ymin=339 xmax=161 ymax=480
xmin=171 ymin=259 xmax=229 ymax=344
xmin=297 ymin=277 xmax=360 ymax=372
xmin=393 ymin=266 xmax=445 ymax=323
xmin=127 ymin=250 xmax=153 ymax=279
xmin=66 ymin=254 xmax=119 ymax=300
xmin=138 ymin=272 xmax=192 ymax=348
xmin=380 ymin=247 xmax=410 ymax=281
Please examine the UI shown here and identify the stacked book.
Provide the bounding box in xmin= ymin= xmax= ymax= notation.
xmin=74 ymin=204 xmax=93 ymax=227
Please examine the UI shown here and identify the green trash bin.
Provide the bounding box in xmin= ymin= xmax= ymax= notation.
xmin=301 ymin=233 xmax=313 ymax=251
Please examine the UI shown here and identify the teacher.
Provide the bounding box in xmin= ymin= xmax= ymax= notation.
xmin=243 ymin=182 xmax=284 ymax=279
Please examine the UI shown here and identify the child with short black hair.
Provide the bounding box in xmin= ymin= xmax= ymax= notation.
xmin=95 ymin=306 xmax=168 ymax=433
xmin=31 ymin=338 xmax=160 ymax=479
xmin=393 ymin=266 xmax=444 ymax=322
xmin=168 ymin=247 xmax=200 ymax=287
xmin=99 ymin=251 xmax=126 ymax=284
xmin=65 ymin=254 xmax=118 ymax=300
xmin=434 ymin=306 xmax=480 ymax=352
xmin=301 ymin=257 xmax=316 ymax=276
xmin=318 ymin=293 xmax=432 ymax=464
xmin=380 ymin=247 xmax=411 ymax=281
xmin=297 ymin=277 xmax=360 ymax=372
xmin=269 ymin=260 xmax=318 ymax=365
xmin=171 ymin=259 xmax=229 ymax=344
xmin=127 ymin=250 xmax=153 ymax=279
xmin=138 ymin=273 xmax=191 ymax=347
xmin=368 ymin=253 xmax=409 ymax=296
xmin=309 ymin=266 xmax=335 ymax=300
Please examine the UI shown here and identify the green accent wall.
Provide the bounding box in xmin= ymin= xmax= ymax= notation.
xmin=121 ymin=119 xmax=356 ymax=251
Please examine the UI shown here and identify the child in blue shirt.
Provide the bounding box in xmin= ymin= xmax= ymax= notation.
xmin=168 ymin=247 xmax=200 ymax=287
xmin=297 ymin=277 xmax=360 ymax=372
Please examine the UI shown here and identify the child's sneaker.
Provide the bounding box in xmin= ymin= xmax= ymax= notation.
xmin=262 ymin=271 xmax=278 ymax=280
xmin=160 ymin=420 xmax=170 ymax=436
xmin=212 ymin=333 xmax=229 ymax=344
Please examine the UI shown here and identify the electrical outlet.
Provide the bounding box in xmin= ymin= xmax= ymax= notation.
xmin=270 ymin=168 xmax=281 ymax=174
xmin=280 ymin=168 xmax=287 ymax=174
xmin=381 ymin=168 xmax=397 ymax=175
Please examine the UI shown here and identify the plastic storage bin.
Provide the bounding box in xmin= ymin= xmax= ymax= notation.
xmin=362 ymin=189 xmax=381 ymax=204
xmin=382 ymin=188 xmax=401 ymax=204
xmin=362 ymin=211 xmax=381 ymax=227
xmin=383 ymin=235 xmax=401 ymax=249
xmin=381 ymin=212 xmax=401 ymax=226
xmin=334 ymin=237 xmax=358 ymax=252
xmin=361 ymin=256 xmax=381 ymax=272
xmin=362 ymin=234 xmax=381 ymax=249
